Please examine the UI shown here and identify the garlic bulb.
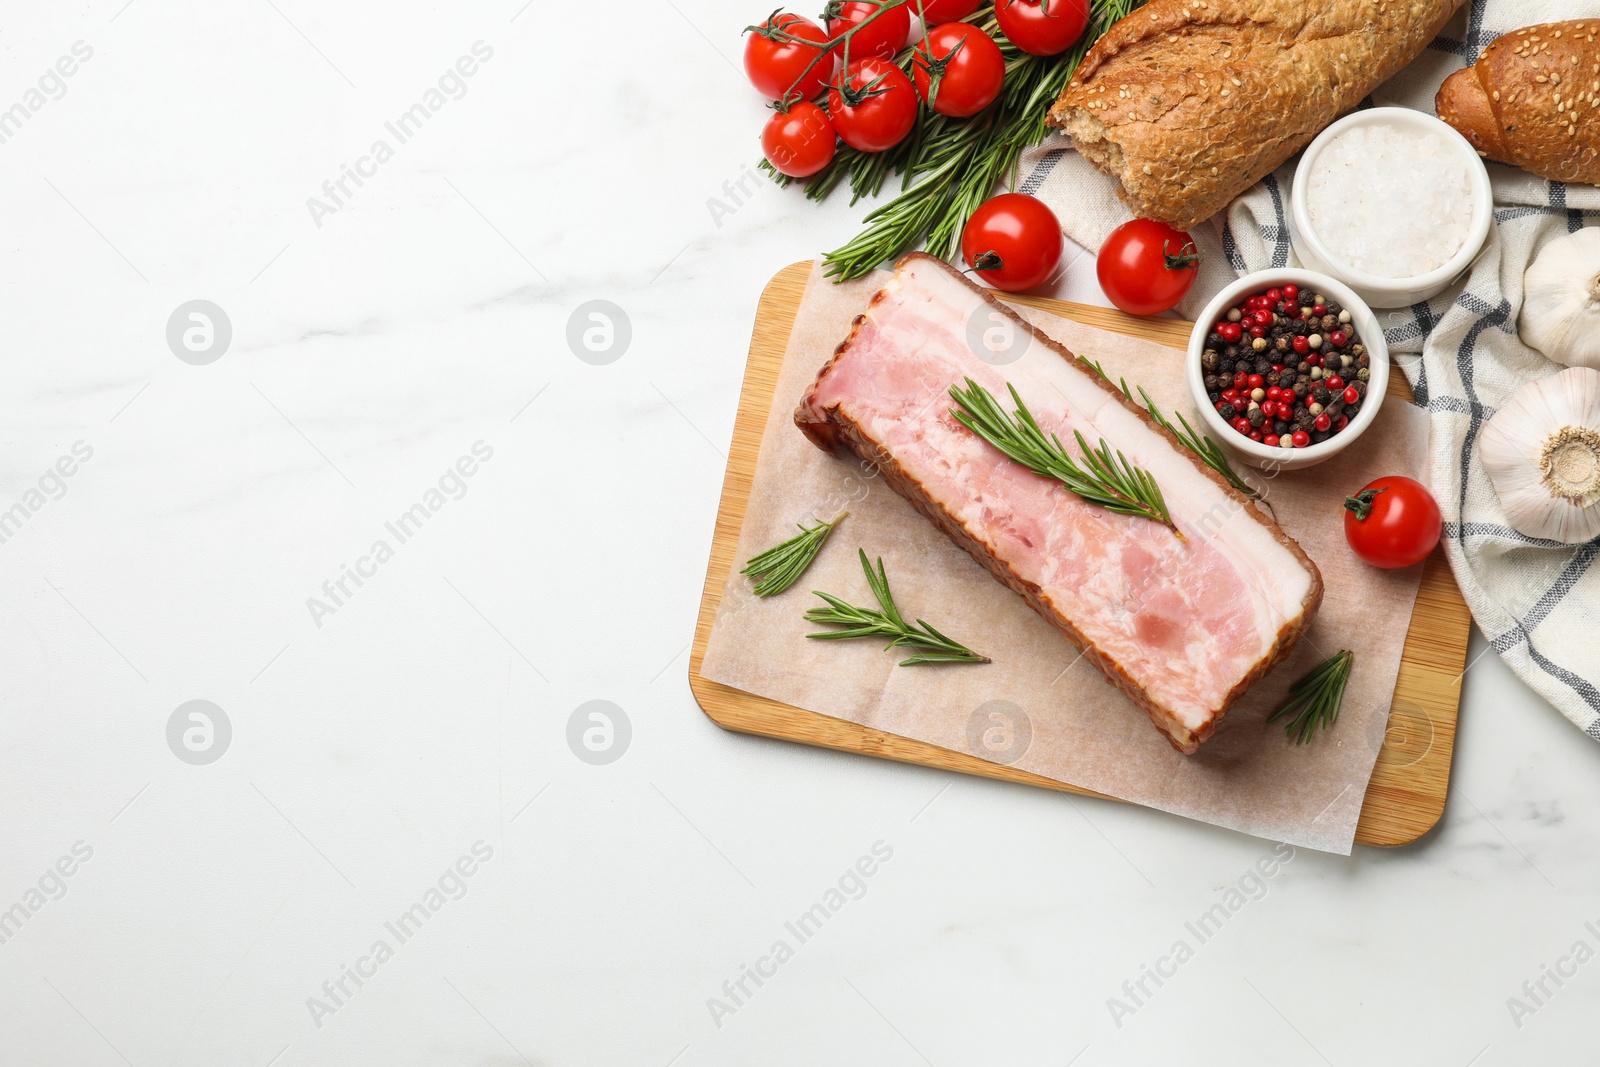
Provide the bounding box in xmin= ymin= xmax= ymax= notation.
xmin=1521 ymin=228 xmax=1600 ymax=369
xmin=1480 ymin=367 xmax=1600 ymax=544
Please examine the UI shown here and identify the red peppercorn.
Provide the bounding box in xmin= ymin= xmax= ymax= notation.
xmin=1233 ymin=371 xmax=1247 ymax=387
xmin=1264 ymin=433 xmax=1280 ymax=447
xmin=1335 ymin=415 xmax=1349 ymax=431
xmin=1248 ymin=324 xmax=1266 ymax=338
xmin=1314 ymin=412 xmax=1331 ymax=432
xmin=1292 ymin=430 xmax=1310 ymax=447
xmin=1306 ymin=354 xmax=1322 ymax=368
xmin=1249 ymin=430 xmax=1263 ymax=442
xmin=1247 ymin=374 xmax=1264 ymax=388
xmin=1233 ymin=417 xmax=1251 ymax=434
xmin=1343 ymin=386 xmax=1359 ymax=405
xmin=1214 ymin=401 xmax=1226 ymax=413
xmin=1271 ymin=363 xmax=1284 ymax=372
xmin=1267 ymin=386 xmax=1282 ymax=401
xmin=1326 ymin=375 xmax=1343 ymax=391
xmin=1329 ymin=330 xmax=1348 ymax=347
xmin=1312 ymin=303 xmax=1327 ymax=316
xmin=1266 ymin=287 xmax=1282 ymax=302
xmin=1283 ymin=284 xmax=1299 ymax=302
xmin=1221 ymin=322 xmax=1242 ymax=343
xmin=1259 ymin=401 xmax=1274 ymax=419
xmin=1292 ymin=336 xmax=1309 ymax=355
xmin=1253 ymin=309 xmax=1273 ymax=327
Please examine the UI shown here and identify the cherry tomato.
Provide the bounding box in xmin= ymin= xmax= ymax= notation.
xmin=828 ymin=57 xmax=917 ymax=152
xmin=918 ymin=0 xmax=982 ymax=21
xmin=744 ymin=13 xmax=832 ymax=102
xmin=912 ymin=23 xmax=1005 ymax=117
xmin=761 ymin=101 xmax=837 ymax=177
xmin=1343 ymin=476 xmax=1442 ymax=569
xmin=826 ymin=1 xmax=912 ymax=61
xmin=994 ymin=0 xmax=1090 ymax=56
xmin=1096 ymin=218 xmax=1200 ymax=316
xmin=960 ymin=193 xmax=1064 ymax=292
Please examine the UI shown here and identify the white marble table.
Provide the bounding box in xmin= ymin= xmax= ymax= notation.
xmin=1 ymin=1 xmax=1597 ymax=1064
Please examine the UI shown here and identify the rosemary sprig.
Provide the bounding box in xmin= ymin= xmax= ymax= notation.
xmin=805 ymin=549 xmax=989 ymax=665
xmin=1075 ymin=357 xmax=1261 ymax=501
xmin=781 ymin=0 xmax=1142 ymax=280
xmin=1267 ymin=650 xmax=1355 ymax=745
xmin=742 ymin=512 xmax=847 ymax=597
xmin=948 ymin=377 xmax=1178 ymax=534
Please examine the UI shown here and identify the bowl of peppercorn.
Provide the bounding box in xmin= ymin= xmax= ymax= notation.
xmin=1186 ymin=268 xmax=1389 ymax=472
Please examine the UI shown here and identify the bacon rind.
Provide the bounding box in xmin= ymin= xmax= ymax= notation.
xmin=795 ymin=253 xmax=1324 ymax=753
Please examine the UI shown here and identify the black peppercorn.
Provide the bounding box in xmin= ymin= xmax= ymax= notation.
xmin=1204 ymin=374 xmax=1220 ymax=390
xmin=1218 ymin=403 xmax=1237 ymax=421
xmin=1274 ymin=420 xmax=1291 ymax=435
xmin=1201 ymin=349 xmax=1219 ymax=373
xmin=1248 ymin=408 xmax=1265 ymax=428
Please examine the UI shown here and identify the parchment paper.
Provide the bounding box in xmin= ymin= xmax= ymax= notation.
xmin=702 ymin=262 xmax=1432 ymax=854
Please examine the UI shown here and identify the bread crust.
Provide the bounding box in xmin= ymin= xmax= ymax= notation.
xmin=1047 ymin=0 xmax=1463 ymax=230
xmin=1436 ymin=21 xmax=1600 ymax=183
xmin=795 ymin=253 xmax=1324 ymax=753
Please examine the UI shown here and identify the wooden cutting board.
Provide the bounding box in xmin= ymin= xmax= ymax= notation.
xmin=689 ymin=262 xmax=1473 ymax=847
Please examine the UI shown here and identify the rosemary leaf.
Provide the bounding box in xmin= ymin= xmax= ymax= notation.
xmin=805 ymin=550 xmax=989 ymax=666
xmin=948 ymin=377 xmax=1178 ymax=534
xmin=776 ymin=0 xmax=1143 ymax=281
xmin=742 ymin=512 xmax=846 ymax=598
xmin=1267 ymin=650 xmax=1355 ymax=745
xmin=1073 ymin=356 xmax=1261 ymax=502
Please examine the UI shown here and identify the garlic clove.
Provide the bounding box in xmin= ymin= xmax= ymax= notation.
xmin=1480 ymin=366 xmax=1600 ymax=543
xmin=1520 ymin=227 xmax=1600 ymax=370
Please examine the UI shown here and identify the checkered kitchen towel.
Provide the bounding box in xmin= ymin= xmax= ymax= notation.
xmin=1019 ymin=0 xmax=1600 ymax=740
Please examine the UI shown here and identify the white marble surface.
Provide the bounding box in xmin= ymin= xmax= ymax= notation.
xmin=1 ymin=2 xmax=1598 ymax=1064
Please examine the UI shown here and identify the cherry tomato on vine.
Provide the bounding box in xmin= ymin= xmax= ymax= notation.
xmin=744 ymin=12 xmax=833 ymax=101
xmin=960 ymin=193 xmax=1064 ymax=292
xmin=1343 ymin=476 xmax=1442 ymax=569
xmin=825 ymin=1 xmax=912 ymax=61
xmin=994 ymin=0 xmax=1090 ymax=56
xmin=912 ymin=23 xmax=1005 ymax=117
xmin=1096 ymin=219 xmax=1200 ymax=316
xmin=918 ymin=0 xmax=983 ymax=22
xmin=761 ymin=101 xmax=837 ymax=177
xmin=828 ymin=57 xmax=918 ymax=152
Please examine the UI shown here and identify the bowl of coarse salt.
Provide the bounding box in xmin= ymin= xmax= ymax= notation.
xmin=1289 ymin=106 xmax=1492 ymax=309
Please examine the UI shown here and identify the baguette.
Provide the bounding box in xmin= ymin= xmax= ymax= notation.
xmin=1436 ymin=21 xmax=1600 ymax=184
xmin=1048 ymin=0 xmax=1463 ymax=230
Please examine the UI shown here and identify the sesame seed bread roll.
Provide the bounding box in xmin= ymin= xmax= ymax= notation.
xmin=1048 ymin=0 xmax=1464 ymax=231
xmin=1437 ymin=21 xmax=1600 ymax=184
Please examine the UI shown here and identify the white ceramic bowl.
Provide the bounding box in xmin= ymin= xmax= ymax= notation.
xmin=1187 ymin=268 xmax=1390 ymax=472
xmin=1289 ymin=106 xmax=1492 ymax=309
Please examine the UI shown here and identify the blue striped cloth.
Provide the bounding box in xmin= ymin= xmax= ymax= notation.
xmin=1021 ymin=0 xmax=1600 ymax=739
